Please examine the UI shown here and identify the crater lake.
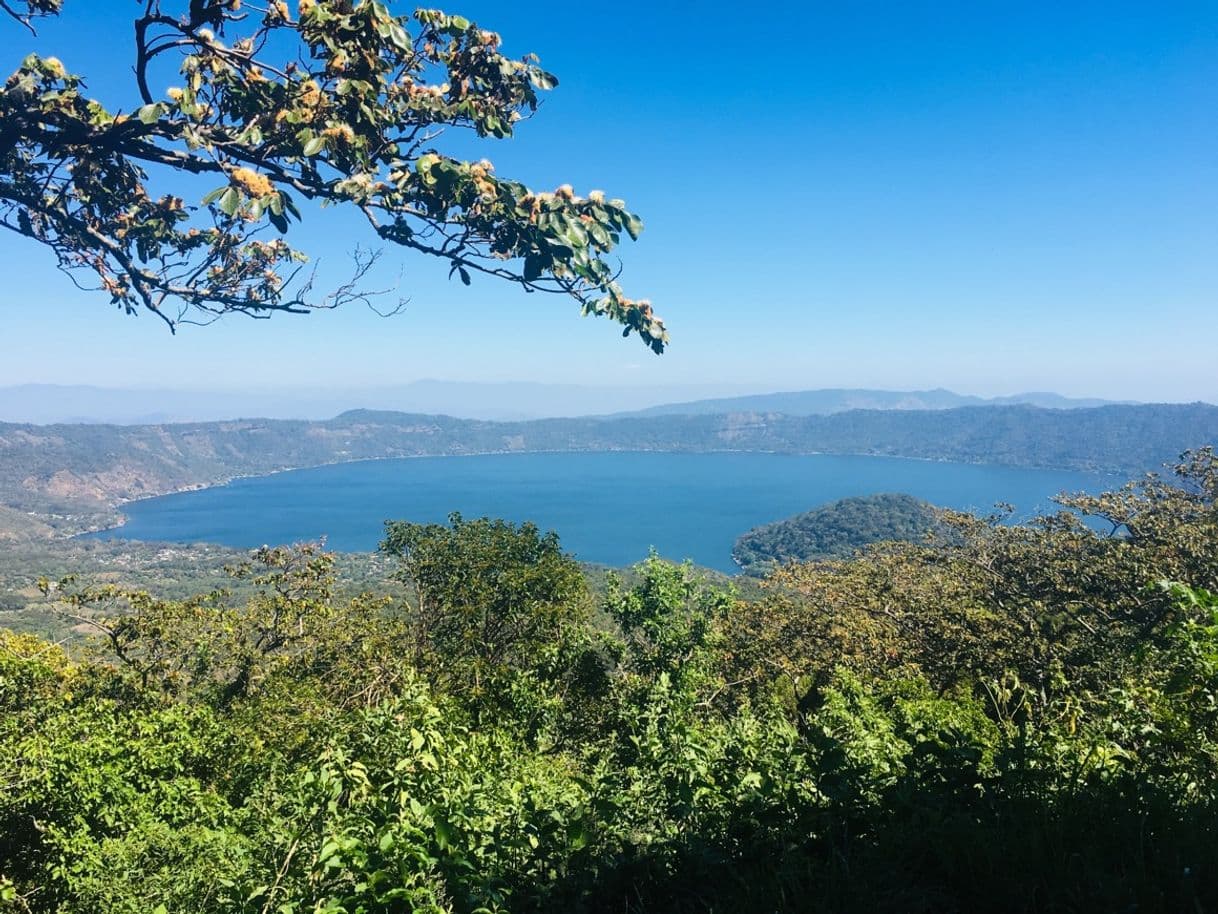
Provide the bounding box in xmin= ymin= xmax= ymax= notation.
xmin=86 ymin=452 xmax=1122 ymax=572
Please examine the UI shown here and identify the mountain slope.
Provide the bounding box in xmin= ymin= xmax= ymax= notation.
xmin=1 ymin=403 xmax=1214 ymax=538
xmin=0 ymin=381 xmax=757 ymax=424
xmin=612 ymin=388 xmax=1132 ymax=418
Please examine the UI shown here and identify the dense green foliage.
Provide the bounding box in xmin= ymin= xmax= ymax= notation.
xmin=2 ymin=402 xmax=1215 ymax=539
xmin=0 ymin=538 xmax=408 ymax=642
xmin=381 ymin=513 xmax=588 ymax=705
xmin=733 ymin=493 xmax=946 ymax=574
xmin=0 ymin=536 xmax=733 ymax=645
xmin=2 ymin=451 xmax=1218 ymax=912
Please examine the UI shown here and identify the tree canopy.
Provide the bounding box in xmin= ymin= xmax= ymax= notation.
xmin=732 ymin=493 xmax=949 ymax=574
xmin=0 ymin=0 xmax=668 ymax=350
xmin=5 ymin=456 xmax=1218 ymax=911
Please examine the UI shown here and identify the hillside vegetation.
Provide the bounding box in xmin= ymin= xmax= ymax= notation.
xmin=733 ymin=493 xmax=945 ymax=573
xmin=1 ymin=403 xmax=1215 ymax=538
xmin=2 ymin=450 xmax=1218 ymax=912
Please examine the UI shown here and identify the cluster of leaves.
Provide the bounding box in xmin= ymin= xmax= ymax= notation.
xmin=381 ymin=512 xmax=589 ymax=712
xmin=3 ymin=451 xmax=1218 ymax=912
xmin=0 ymin=1 xmax=666 ymax=348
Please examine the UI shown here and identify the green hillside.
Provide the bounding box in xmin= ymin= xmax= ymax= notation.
xmin=733 ymin=493 xmax=946 ymax=573
xmin=2 ymin=403 xmax=1215 ymax=538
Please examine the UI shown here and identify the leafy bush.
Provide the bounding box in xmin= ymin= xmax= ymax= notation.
xmin=2 ymin=453 xmax=1218 ymax=911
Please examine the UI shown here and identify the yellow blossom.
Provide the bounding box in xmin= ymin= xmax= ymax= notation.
xmin=298 ymin=80 xmax=322 ymax=107
xmin=231 ymin=167 xmax=274 ymax=197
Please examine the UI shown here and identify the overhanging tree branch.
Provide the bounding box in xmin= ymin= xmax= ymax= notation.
xmin=0 ymin=0 xmax=668 ymax=350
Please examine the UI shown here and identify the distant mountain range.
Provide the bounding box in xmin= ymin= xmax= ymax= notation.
xmin=611 ymin=388 xmax=1135 ymax=418
xmin=0 ymin=383 xmax=1152 ymax=425
xmin=2 ymin=402 xmax=1215 ymax=541
xmin=0 ymin=381 xmax=768 ymax=425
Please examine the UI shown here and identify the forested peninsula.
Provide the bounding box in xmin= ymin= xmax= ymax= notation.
xmin=733 ymin=494 xmax=947 ymax=574
xmin=2 ymin=402 xmax=1216 ymax=540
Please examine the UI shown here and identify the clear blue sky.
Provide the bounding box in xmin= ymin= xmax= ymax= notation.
xmin=1 ymin=1 xmax=1215 ymax=401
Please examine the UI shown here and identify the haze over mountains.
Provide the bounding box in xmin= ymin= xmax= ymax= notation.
xmin=610 ymin=389 xmax=1135 ymax=418
xmin=0 ymin=382 xmax=765 ymax=425
xmin=0 ymin=383 xmax=1150 ymax=425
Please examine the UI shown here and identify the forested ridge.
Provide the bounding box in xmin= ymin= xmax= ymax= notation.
xmin=2 ymin=402 xmax=1215 ymax=539
xmin=733 ymin=493 xmax=946 ymax=573
xmin=3 ymin=452 xmax=1218 ymax=912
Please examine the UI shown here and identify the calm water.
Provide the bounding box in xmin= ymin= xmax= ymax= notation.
xmin=92 ymin=452 xmax=1116 ymax=573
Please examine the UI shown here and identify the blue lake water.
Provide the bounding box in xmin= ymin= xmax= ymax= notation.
xmin=91 ymin=452 xmax=1118 ymax=573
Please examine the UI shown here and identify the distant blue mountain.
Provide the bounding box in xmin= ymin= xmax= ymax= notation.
xmin=0 ymin=381 xmax=749 ymax=425
xmin=0 ymin=383 xmax=1153 ymax=426
xmin=609 ymin=388 xmax=1135 ymax=418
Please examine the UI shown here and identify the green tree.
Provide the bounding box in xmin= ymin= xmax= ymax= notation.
xmin=727 ymin=449 xmax=1218 ymax=709
xmin=0 ymin=1 xmax=667 ymax=349
xmin=6 ymin=512 xmax=1218 ymax=911
xmin=43 ymin=542 xmax=352 ymax=705
xmin=604 ymin=553 xmax=729 ymax=691
xmin=381 ymin=512 xmax=587 ymax=701
xmin=733 ymin=493 xmax=949 ymax=575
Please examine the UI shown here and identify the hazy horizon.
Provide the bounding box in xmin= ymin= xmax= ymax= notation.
xmin=0 ymin=379 xmax=1204 ymax=426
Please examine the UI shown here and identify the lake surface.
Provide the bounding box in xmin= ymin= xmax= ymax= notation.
xmin=93 ymin=452 xmax=1117 ymax=573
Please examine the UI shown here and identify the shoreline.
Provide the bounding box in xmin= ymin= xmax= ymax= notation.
xmin=77 ymin=446 xmax=1124 ymax=543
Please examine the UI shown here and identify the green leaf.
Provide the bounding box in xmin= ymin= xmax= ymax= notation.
xmin=524 ymin=253 xmax=545 ymax=282
xmin=216 ymin=187 xmax=240 ymax=217
xmin=588 ymin=223 xmax=611 ymax=248
xmin=531 ymin=70 xmax=559 ymax=91
xmin=624 ymin=214 xmax=644 ymax=240
xmin=386 ymin=21 xmax=410 ymax=50
xmin=563 ymin=219 xmax=588 ymax=248
xmin=302 ymin=136 xmax=327 ymax=157
xmin=434 ymin=817 xmax=454 ymax=849
xmin=317 ymin=839 xmax=341 ymax=864
xmin=416 ymin=153 xmax=440 ymax=182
